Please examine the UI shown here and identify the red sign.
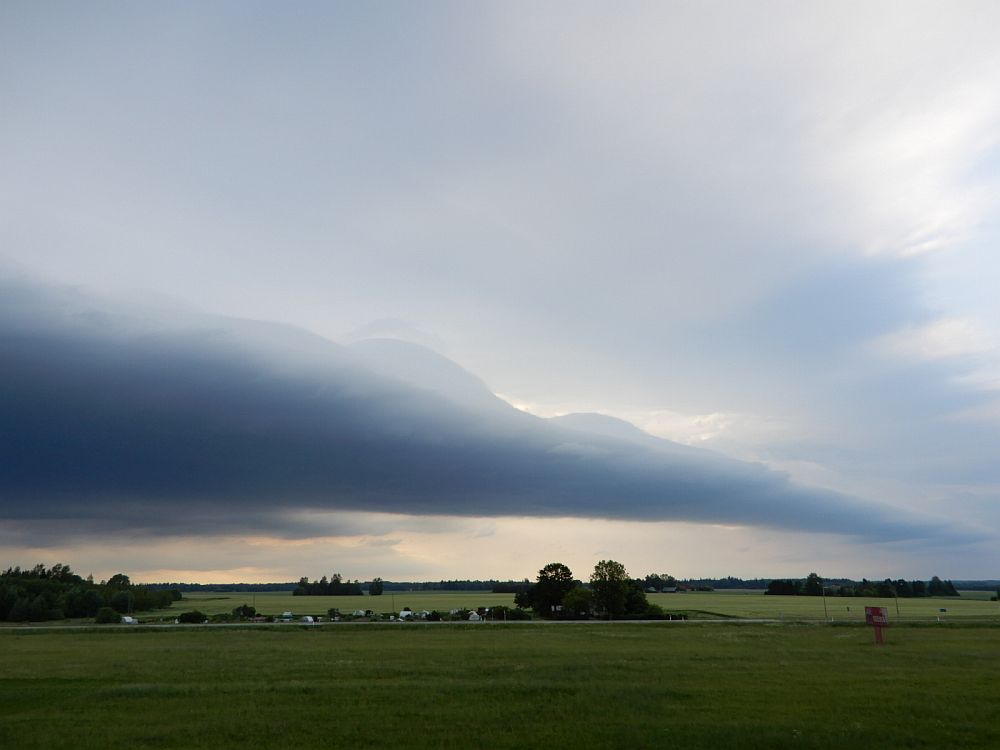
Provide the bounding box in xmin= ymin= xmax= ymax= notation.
xmin=865 ymin=606 xmax=889 ymax=626
xmin=865 ymin=606 xmax=889 ymax=645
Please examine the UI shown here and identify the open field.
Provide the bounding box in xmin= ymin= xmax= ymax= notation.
xmin=167 ymin=589 xmax=1000 ymax=623
xmin=647 ymin=590 xmax=1000 ymax=622
xmin=2 ymin=623 xmax=999 ymax=749
xmin=175 ymin=589 xmax=520 ymax=618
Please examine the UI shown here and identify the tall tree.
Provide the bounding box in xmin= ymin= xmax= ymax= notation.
xmin=106 ymin=573 xmax=131 ymax=590
xmin=590 ymin=560 xmax=629 ymax=619
xmin=370 ymin=577 xmax=384 ymax=596
xmin=531 ymin=563 xmax=576 ymax=617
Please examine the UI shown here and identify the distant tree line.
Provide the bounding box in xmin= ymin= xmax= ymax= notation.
xmin=380 ymin=579 xmax=518 ymax=592
xmin=491 ymin=581 xmax=531 ymax=594
xmin=148 ymin=578 xmax=544 ymax=594
xmin=147 ymin=582 xmax=297 ymax=592
xmin=293 ymin=573 xmax=363 ymax=596
xmin=0 ymin=564 xmax=181 ymax=622
xmin=951 ymin=580 xmax=1000 ymax=591
xmin=681 ymin=576 xmax=771 ymax=590
xmin=294 ymin=577 xmax=549 ymax=594
xmin=765 ymin=573 xmax=961 ymax=597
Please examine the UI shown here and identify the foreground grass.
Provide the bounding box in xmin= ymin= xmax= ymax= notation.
xmin=2 ymin=623 xmax=998 ymax=749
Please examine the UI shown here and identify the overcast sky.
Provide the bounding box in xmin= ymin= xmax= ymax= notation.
xmin=3 ymin=1 xmax=1000 ymax=583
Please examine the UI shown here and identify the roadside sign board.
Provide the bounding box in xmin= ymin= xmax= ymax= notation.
xmin=865 ymin=606 xmax=889 ymax=626
xmin=865 ymin=606 xmax=889 ymax=644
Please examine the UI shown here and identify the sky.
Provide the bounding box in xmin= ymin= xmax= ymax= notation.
xmin=2 ymin=1 xmax=1000 ymax=583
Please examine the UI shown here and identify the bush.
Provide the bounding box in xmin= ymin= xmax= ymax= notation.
xmin=95 ymin=607 xmax=120 ymax=624
xmin=643 ymin=603 xmax=666 ymax=619
xmin=177 ymin=610 xmax=207 ymax=624
xmin=490 ymin=605 xmax=532 ymax=621
xmin=232 ymin=604 xmax=256 ymax=619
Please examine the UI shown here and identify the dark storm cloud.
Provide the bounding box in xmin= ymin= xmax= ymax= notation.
xmin=0 ymin=279 xmax=968 ymax=544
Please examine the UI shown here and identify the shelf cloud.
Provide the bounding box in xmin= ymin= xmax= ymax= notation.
xmin=1 ymin=278 xmax=968 ymax=546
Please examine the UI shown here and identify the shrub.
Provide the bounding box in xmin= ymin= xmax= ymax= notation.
xmin=490 ymin=605 xmax=532 ymax=621
xmin=643 ymin=603 xmax=666 ymax=619
xmin=177 ymin=610 xmax=207 ymax=624
xmin=95 ymin=607 xmax=120 ymax=624
xmin=232 ymin=604 xmax=256 ymax=619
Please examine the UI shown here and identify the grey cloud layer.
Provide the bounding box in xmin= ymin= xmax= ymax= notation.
xmin=0 ymin=280 xmax=963 ymax=543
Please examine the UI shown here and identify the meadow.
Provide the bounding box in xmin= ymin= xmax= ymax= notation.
xmin=171 ymin=588 xmax=1000 ymax=623
xmin=2 ymin=622 xmax=998 ymax=748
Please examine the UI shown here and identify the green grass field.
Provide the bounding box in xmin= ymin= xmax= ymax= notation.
xmin=174 ymin=589 xmax=520 ymax=618
xmin=2 ymin=623 xmax=999 ymax=748
xmin=167 ymin=589 xmax=1000 ymax=623
xmin=647 ymin=590 xmax=1000 ymax=622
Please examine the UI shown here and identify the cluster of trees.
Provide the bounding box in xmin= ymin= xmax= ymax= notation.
xmin=0 ymin=565 xmax=181 ymax=622
xmin=766 ymin=573 xmax=961 ymax=597
xmin=643 ymin=573 xmax=679 ymax=591
xmin=513 ymin=561 xmax=677 ymax=620
xmin=293 ymin=573 xmax=363 ymax=596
